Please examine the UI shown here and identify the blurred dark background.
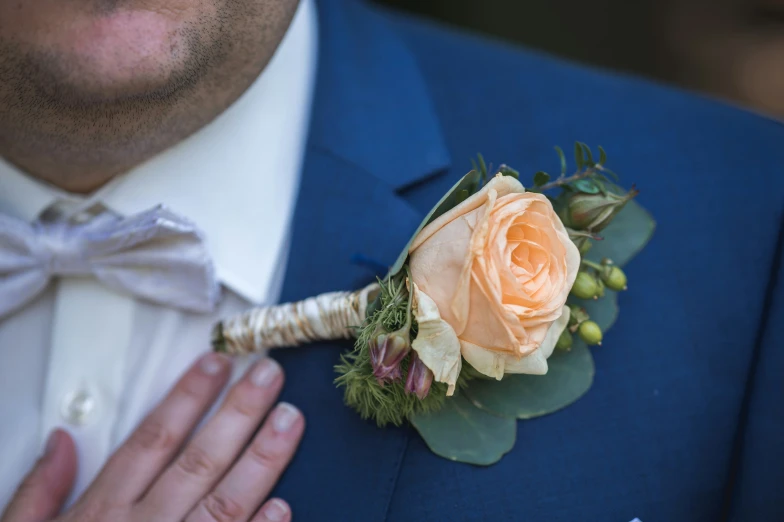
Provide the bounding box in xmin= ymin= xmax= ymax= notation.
xmin=374 ymin=0 xmax=784 ymax=119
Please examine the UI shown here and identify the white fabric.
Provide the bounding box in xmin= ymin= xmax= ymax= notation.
xmin=0 ymin=207 xmax=221 ymax=318
xmin=0 ymin=0 xmax=318 ymax=508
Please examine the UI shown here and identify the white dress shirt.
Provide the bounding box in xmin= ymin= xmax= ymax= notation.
xmin=0 ymin=0 xmax=318 ymax=509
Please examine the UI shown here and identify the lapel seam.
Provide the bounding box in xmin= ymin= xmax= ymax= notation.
xmin=309 ymin=141 xmax=451 ymax=197
xmin=309 ymin=0 xmax=452 ymax=192
xmin=308 ymin=142 xmax=421 ymax=195
xmin=308 ymin=143 xmax=382 ymax=183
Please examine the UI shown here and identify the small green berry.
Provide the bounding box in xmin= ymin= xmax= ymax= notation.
xmin=601 ymin=266 xmax=628 ymax=291
xmin=595 ymin=278 xmax=605 ymax=298
xmin=578 ymin=321 xmax=603 ymax=346
xmin=571 ymin=272 xmax=599 ymax=299
xmin=555 ymin=329 xmax=573 ymax=351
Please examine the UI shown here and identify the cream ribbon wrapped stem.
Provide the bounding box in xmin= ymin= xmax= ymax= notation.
xmin=213 ymin=284 xmax=380 ymax=355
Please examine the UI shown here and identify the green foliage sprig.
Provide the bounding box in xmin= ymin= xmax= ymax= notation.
xmin=528 ymin=142 xmax=618 ymax=194
xmin=335 ymin=142 xmax=645 ymax=434
xmin=538 ymin=143 xmax=637 ymax=347
xmin=335 ymin=276 xmax=474 ymax=427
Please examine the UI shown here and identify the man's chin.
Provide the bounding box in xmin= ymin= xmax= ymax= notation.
xmin=1 ymin=39 xmax=216 ymax=110
xmin=2 ymin=51 xmax=192 ymax=109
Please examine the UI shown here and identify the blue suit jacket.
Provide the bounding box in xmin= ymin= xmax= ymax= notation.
xmin=271 ymin=1 xmax=784 ymax=520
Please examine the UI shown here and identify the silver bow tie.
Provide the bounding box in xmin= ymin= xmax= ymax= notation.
xmin=0 ymin=206 xmax=220 ymax=319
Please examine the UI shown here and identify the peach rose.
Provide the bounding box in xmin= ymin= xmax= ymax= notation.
xmin=408 ymin=174 xmax=580 ymax=390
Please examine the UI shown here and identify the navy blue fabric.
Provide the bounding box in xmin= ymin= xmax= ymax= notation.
xmin=268 ymin=1 xmax=784 ymax=520
xmin=728 ymin=219 xmax=784 ymax=522
xmin=268 ymin=2 xmax=450 ymax=521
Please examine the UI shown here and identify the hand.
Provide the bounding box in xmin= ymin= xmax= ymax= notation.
xmin=1 ymin=354 xmax=304 ymax=522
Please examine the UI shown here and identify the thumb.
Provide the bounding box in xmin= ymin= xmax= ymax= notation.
xmin=1 ymin=430 xmax=77 ymax=522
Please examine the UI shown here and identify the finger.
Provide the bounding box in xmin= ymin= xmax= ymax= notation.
xmin=0 ymin=429 xmax=77 ymax=522
xmin=252 ymin=499 xmax=292 ymax=522
xmin=140 ymin=357 xmax=284 ymax=520
xmin=86 ymin=353 xmax=231 ymax=503
xmin=187 ymin=403 xmax=304 ymax=522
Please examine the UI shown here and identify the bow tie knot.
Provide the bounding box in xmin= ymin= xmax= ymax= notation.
xmin=37 ymin=222 xmax=93 ymax=276
xmin=0 ymin=206 xmax=221 ymax=319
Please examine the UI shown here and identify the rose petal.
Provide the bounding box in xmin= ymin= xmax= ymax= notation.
xmin=550 ymin=208 xmax=581 ymax=305
xmin=409 ymin=174 xmax=580 ymax=383
xmin=462 ymin=339 xmax=549 ymax=378
xmin=409 ymin=207 xmax=477 ymax=334
xmin=516 ymin=323 xmax=549 ymax=355
xmin=410 ymin=174 xmax=526 ymax=252
xmin=501 ymin=348 xmax=549 ymax=375
xmin=460 ymin=306 xmax=569 ymax=378
xmin=460 ymin=340 xmax=506 ymax=380
xmin=411 ymin=284 xmax=462 ymax=396
xmin=536 ymin=305 xmax=570 ymax=360
xmin=459 ymin=270 xmax=525 ymax=354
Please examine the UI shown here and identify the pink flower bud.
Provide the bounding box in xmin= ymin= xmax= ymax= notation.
xmin=370 ymin=330 xmax=410 ymax=384
xmin=368 ymin=333 xmax=386 ymax=369
xmin=405 ymin=351 xmax=434 ymax=400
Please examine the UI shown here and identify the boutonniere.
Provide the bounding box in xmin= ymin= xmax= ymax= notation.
xmin=212 ymin=143 xmax=654 ymax=465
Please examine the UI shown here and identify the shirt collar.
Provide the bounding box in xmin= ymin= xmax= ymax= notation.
xmin=0 ymin=165 xmax=79 ymax=222
xmin=0 ymin=0 xmax=318 ymax=305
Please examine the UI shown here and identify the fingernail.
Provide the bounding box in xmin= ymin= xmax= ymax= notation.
xmin=43 ymin=430 xmax=59 ymax=459
xmin=272 ymin=403 xmax=300 ymax=433
xmin=250 ymin=359 xmax=281 ymax=387
xmin=200 ymin=353 xmax=227 ymax=375
xmin=263 ymin=499 xmax=289 ymax=522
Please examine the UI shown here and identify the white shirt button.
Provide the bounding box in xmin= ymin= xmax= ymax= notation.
xmin=61 ymin=389 xmax=97 ymax=425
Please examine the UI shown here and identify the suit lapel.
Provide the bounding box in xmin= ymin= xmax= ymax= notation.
xmin=270 ymin=1 xmax=450 ymax=520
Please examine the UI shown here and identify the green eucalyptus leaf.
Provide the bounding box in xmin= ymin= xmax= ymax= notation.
xmin=388 ymin=170 xmax=482 ymax=278
xmin=555 ymin=146 xmax=567 ymax=175
xmin=571 ymin=290 xmax=619 ymax=332
xmin=463 ymin=343 xmax=595 ymax=420
xmin=455 ymin=189 xmax=470 ymax=205
xmin=587 ymin=199 xmax=656 ymax=268
xmin=598 ymin=146 xmax=607 ymax=165
xmin=573 ymin=179 xmax=600 ymax=194
xmin=410 ymin=392 xmax=516 ymax=465
xmin=533 ymin=171 xmax=550 ymax=186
